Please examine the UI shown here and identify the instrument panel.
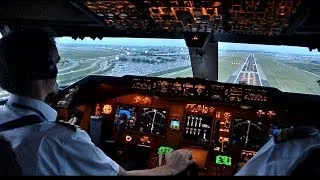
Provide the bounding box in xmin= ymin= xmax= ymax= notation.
xmin=56 ymin=75 xmax=320 ymax=176
xmin=89 ymin=78 xmax=279 ymax=175
xmin=93 ymin=97 xmax=276 ymax=175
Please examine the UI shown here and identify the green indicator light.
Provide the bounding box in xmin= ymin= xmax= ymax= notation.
xmin=216 ymin=155 xmax=232 ymax=166
xmin=158 ymin=146 xmax=173 ymax=155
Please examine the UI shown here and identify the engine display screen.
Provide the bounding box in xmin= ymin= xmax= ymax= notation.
xmin=184 ymin=114 xmax=213 ymax=143
xmin=114 ymin=105 xmax=137 ymax=130
xmin=140 ymin=108 xmax=167 ymax=135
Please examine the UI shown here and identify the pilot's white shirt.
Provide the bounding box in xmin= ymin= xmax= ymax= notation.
xmin=235 ymin=133 xmax=320 ymax=176
xmin=0 ymin=94 xmax=120 ymax=175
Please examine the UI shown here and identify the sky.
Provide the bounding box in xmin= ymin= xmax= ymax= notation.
xmin=0 ymin=33 xmax=318 ymax=55
xmin=56 ymin=37 xmax=187 ymax=47
xmin=56 ymin=36 xmax=320 ymax=55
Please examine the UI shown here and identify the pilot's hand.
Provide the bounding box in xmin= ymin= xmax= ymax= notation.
xmin=165 ymin=149 xmax=195 ymax=175
xmin=68 ymin=117 xmax=78 ymax=125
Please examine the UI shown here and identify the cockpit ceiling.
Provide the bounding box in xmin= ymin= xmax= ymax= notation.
xmin=0 ymin=0 xmax=319 ymax=48
xmin=82 ymin=0 xmax=301 ymax=36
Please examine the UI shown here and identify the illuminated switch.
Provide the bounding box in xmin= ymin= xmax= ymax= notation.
xmin=216 ymin=111 xmax=221 ymax=119
xmin=267 ymin=111 xmax=276 ymax=118
xmin=125 ymin=135 xmax=132 ymax=142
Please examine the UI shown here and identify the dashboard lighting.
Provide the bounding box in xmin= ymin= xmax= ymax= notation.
xmin=125 ymin=135 xmax=132 ymax=142
xmin=158 ymin=146 xmax=173 ymax=155
xmin=216 ymin=111 xmax=221 ymax=118
xmin=103 ymin=104 xmax=113 ymax=114
xmin=257 ymin=110 xmax=265 ymax=117
xmin=223 ymin=112 xmax=231 ymax=120
xmin=216 ymin=155 xmax=232 ymax=166
xmin=185 ymin=104 xmax=214 ymax=114
xmin=140 ymin=136 xmax=150 ymax=144
xmin=134 ymin=96 xmax=152 ymax=105
xmin=267 ymin=110 xmax=276 ymax=118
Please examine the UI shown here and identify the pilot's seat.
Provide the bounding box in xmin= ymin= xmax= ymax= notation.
xmin=0 ymin=136 xmax=23 ymax=176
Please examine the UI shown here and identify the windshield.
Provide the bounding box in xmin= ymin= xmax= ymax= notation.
xmin=218 ymin=43 xmax=320 ymax=95
xmin=55 ymin=37 xmax=191 ymax=87
xmin=1 ymin=36 xmax=320 ymax=99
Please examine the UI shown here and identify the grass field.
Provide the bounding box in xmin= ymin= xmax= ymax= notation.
xmin=285 ymin=62 xmax=320 ymax=76
xmin=58 ymin=48 xmax=121 ymax=59
xmin=58 ymin=61 xmax=93 ymax=73
xmin=57 ymin=62 xmax=116 ymax=86
xmin=155 ymin=52 xmax=248 ymax=80
xmin=218 ymin=52 xmax=248 ymax=82
xmin=255 ymin=54 xmax=320 ymax=95
xmin=57 ymin=61 xmax=103 ymax=84
xmin=158 ymin=67 xmax=193 ymax=78
xmin=57 ymin=60 xmax=75 ymax=69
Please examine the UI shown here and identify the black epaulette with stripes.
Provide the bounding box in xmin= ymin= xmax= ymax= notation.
xmin=55 ymin=120 xmax=79 ymax=132
xmin=273 ymin=126 xmax=319 ymax=143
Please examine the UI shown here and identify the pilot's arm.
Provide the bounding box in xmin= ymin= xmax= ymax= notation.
xmin=235 ymin=133 xmax=320 ymax=176
xmin=37 ymin=128 xmax=119 ymax=175
xmin=118 ymin=149 xmax=194 ymax=176
xmin=37 ymin=127 xmax=194 ymax=175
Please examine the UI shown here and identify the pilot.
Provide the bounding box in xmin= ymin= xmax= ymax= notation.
xmin=235 ymin=126 xmax=320 ymax=176
xmin=0 ymin=29 xmax=195 ymax=175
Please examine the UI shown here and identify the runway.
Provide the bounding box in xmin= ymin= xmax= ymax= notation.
xmin=227 ymin=54 xmax=270 ymax=86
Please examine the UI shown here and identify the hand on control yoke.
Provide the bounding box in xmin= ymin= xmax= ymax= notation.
xmin=165 ymin=149 xmax=196 ymax=175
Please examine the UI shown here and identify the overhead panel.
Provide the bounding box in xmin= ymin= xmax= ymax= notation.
xmin=80 ymin=0 xmax=224 ymax=33
xmin=77 ymin=0 xmax=303 ymax=36
xmin=228 ymin=0 xmax=302 ymax=35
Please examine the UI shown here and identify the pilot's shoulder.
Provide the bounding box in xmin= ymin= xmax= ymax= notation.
xmin=54 ymin=120 xmax=80 ymax=132
xmin=44 ymin=121 xmax=92 ymax=145
xmin=273 ymin=126 xmax=319 ymax=144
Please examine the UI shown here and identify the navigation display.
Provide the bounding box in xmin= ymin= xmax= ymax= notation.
xmin=231 ymin=119 xmax=265 ymax=149
xmin=140 ymin=107 xmax=167 ymax=135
